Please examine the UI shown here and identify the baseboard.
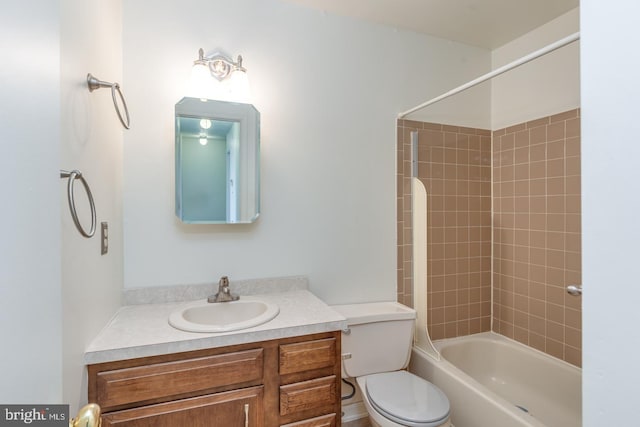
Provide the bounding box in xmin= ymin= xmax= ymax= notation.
xmin=341 ymin=402 xmax=368 ymax=422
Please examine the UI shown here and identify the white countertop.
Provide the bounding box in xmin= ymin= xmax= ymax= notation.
xmin=85 ymin=290 xmax=347 ymax=364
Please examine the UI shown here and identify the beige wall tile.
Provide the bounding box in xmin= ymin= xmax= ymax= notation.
xmin=566 ymin=118 xmax=581 ymax=138
xmin=564 ymin=345 xmax=582 ymax=367
xmin=527 ymin=116 xmax=551 ymax=129
xmin=547 ymin=140 xmax=565 ymax=159
xmin=550 ymin=109 xmax=578 ymax=123
xmin=398 ymin=111 xmax=581 ymax=367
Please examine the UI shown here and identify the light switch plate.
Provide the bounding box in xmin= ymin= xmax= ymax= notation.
xmin=101 ymin=222 xmax=108 ymax=255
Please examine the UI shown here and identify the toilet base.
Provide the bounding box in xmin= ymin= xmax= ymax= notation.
xmin=355 ymin=376 xmax=452 ymax=427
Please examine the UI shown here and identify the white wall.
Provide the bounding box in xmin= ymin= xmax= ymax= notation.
xmin=581 ymin=1 xmax=640 ymax=424
xmin=60 ymin=0 xmax=124 ymax=412
xmin=1 ymin=0 xmax=125 ymax=412
xmin=491 ymin=8 xmax=580 ymax=129
xmin=404 ymin=81 xmax=492 ymax=129
xmin=122 ymin=0 xmax=491 ymax=304
xmin=0 ymin=0 xmax=63 ymax=403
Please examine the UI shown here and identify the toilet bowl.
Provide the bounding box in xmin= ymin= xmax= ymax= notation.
xmin=331 ymin=302 xmax=451 ymax=427
xmin=357 ymin=372 xmax=451 ymax=427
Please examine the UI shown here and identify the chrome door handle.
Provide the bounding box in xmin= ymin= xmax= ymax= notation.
xmin=567 ymin=285 xmax=582 ymax=296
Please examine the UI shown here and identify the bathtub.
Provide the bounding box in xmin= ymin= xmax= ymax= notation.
xmin=408 ymin=332 xmax=581 ymax=427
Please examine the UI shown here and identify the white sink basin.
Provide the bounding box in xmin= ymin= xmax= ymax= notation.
xmin=169 ymin=298 xmax=279 ymax=333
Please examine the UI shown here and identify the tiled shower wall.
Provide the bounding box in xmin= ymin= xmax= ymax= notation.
xmin=493 ymin=109 xmax=581 ymax=366
xmin=397 ymin=121 xmax=493 ymax=340
xmin=397 ymin=108 xmax=581 ymax=366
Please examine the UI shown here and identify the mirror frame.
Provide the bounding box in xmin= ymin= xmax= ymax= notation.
xmin=175 ymin=97 xmax=260 ymax=224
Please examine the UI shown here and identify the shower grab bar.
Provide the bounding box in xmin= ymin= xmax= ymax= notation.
xmin=87 ymin=73 xmax=131 ymax=129
xmin=567 ymin=285 xmax=582 ymax=296
xmin=60 ymin=169 xmax=97 ymax=238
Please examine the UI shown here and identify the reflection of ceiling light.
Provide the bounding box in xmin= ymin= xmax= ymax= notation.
xmin=199 ymin=119 xmax=212 ymax=129
xmin=199 ymin=135 xmax=208 ymax=146
xmin=189 ymin=48 xmax=252 ymax=104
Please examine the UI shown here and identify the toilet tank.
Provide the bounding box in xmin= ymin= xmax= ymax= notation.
xmin=331 ymin=302 xmax=416 ymax=378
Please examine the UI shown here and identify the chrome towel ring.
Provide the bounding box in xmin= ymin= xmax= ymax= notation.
xmin=87 ymin=73 xmax=131 ymax=129
xmin=60 ymin=170 xmax=96 ymax=238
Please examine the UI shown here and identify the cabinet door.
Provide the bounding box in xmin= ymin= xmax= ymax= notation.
xmin=101 ymin=386 xmax=263 ymax=427
xmin=95 ymin=348 xmax=263 ymax=411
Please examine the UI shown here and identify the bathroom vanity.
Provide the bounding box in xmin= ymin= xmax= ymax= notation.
xmin=85 ymin=287 xmax=346 ymax=427
xmin=88 ymin=331 xmax=340 ymax=426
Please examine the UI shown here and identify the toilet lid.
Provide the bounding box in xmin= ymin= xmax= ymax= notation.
xmin=365 ymin=371 xmax=450 ymax=427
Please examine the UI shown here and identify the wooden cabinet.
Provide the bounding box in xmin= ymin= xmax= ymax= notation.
xmin=279 ymin=376 xmax=337 ymax=417
xmin=88 ymin=332 xmax=341 ymax=427
xmin=277 ymin=337 xmax=340 ymax=426
xmin=95 ymin=348 xmax=263 ymax=412
xmin=281 ymin=413 xmax=337 ymax=427
xmin=279 ymin=338 xmax=337 ymax=375
xmin=101 ymin=387 xmax=263 ymax=427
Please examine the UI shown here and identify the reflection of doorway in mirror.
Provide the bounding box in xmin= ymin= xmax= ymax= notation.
xmin=177 ymin=115 xmax=237 ymax=222
xmin=182 ymin=134 xmax=227 ymax=222
xmin=226 ymin=122 xmax=240 ymax=223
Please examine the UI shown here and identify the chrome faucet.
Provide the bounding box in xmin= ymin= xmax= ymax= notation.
xmin=208 ymin=276 xmax=240 ymax=303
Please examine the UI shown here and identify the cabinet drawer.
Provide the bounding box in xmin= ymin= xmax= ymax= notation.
xmin=279 ymin=338 xmax=336 ymax=375
xmin=101 ymin=386 xmax=263 ymax=427
xmin=96 ymin=348 xmax=263 ymax=411
xmin=279 ymin=376 xmax=337 ymax=417
xmin=280 ymin=413 xmax=337 ymax=427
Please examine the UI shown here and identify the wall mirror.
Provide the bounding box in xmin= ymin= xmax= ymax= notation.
xmin=175 ymin=97 xmax=260 ymax=223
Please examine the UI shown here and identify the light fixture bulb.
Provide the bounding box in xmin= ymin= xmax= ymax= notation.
xmin=199 ymin=119 xmax=212 ymax=129
xmin=189 ymin=63 xmax=211 ymax=98
xmin=199 ymin=135 xmax=208 ymax=146
xmin=227 ymin=69 xmax=252 ymax=104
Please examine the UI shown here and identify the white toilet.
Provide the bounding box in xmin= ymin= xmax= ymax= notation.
xmin=332 ymin=302 xmax=451 ymax=427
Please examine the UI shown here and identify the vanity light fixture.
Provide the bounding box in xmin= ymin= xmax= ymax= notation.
xmin=190 ymin=48 xmax=251 ymax=104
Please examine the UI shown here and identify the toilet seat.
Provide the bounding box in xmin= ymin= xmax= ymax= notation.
xmin=364 ymin=371 xmax=450 ymax=427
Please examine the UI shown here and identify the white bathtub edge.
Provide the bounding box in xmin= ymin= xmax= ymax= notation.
xmin=409 ymin=346 xmax=547 ymax=427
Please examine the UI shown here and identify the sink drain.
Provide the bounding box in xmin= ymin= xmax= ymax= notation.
xmin=516 ymin=405 xmax=529 ymax=413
